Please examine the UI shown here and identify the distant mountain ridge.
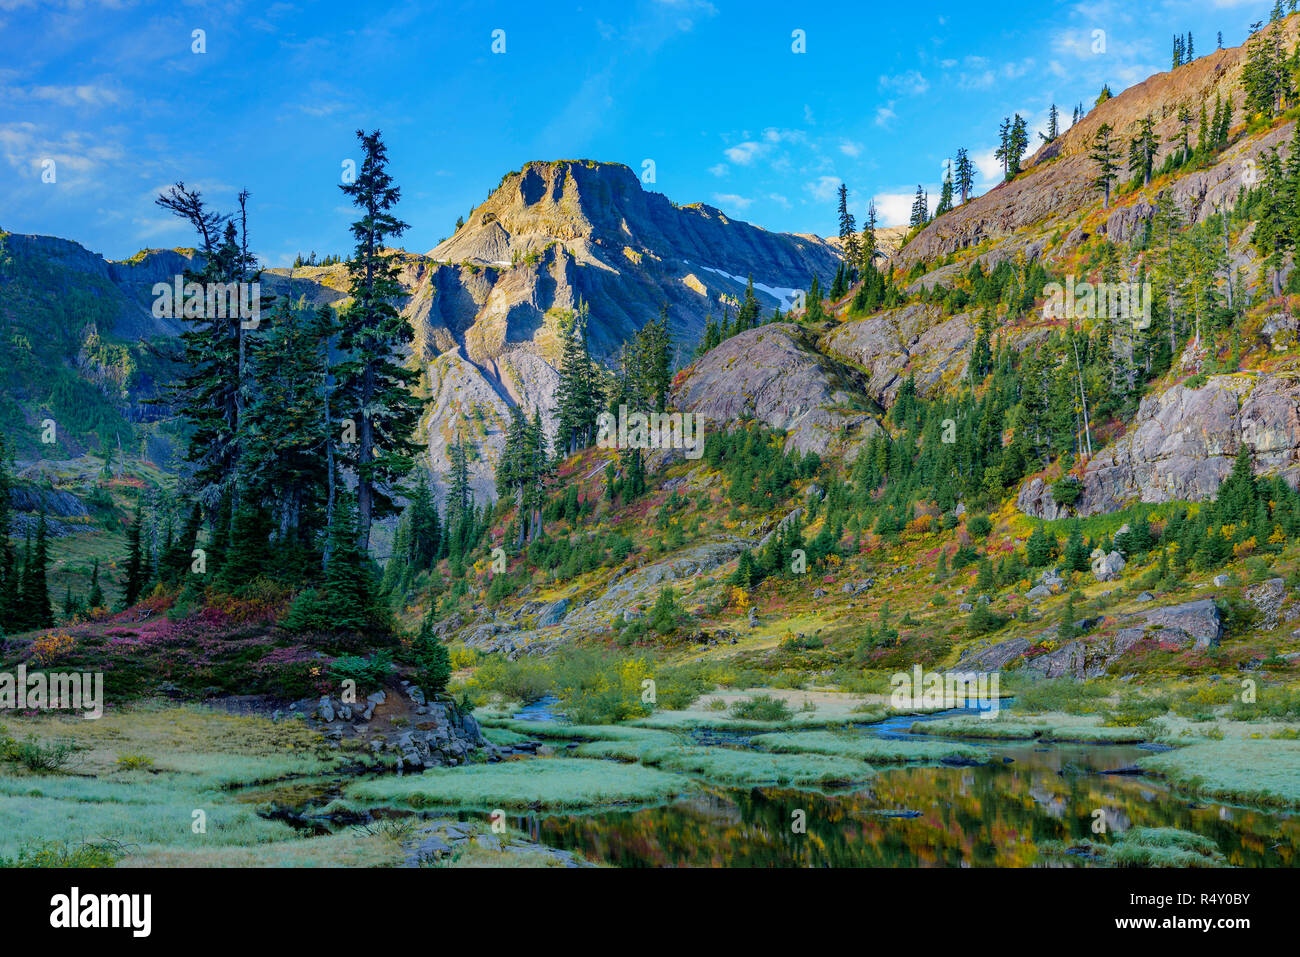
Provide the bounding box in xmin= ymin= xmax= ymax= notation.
xmin=3 ymin=160 xmax=842 ymax=507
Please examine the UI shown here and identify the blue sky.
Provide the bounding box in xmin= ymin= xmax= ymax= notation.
xmin=0 ymin=0 xmax=1277 ymax=265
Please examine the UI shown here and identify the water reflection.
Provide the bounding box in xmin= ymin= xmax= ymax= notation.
xmin=519 ymin=742 xmax=1300 ymax=867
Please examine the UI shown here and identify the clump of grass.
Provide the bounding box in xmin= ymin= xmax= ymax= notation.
xmin=1039 ymin=827 xmax=1226 ymax=868
xmin=729 ymin=694 xmax=793 ymax=722
xmin=642 ymin=746 xmax=872 ymax=787
xmin=115 ymin=753 xmax=154 ymax=771
xmin=0 ymin=839 xmax=126 ymax=868
xmin=5 ymin=736 xmax=79 ymax=773
xmin=353 ymin=817 xmax=417 ymax=842
xmin=1006 ymin=677 xmax=1110 ymax=715
xmin=1139 ymin=739 xmax=1300 ymax=809
xmin=1100 ymin=694 xmax=1170 ymax=727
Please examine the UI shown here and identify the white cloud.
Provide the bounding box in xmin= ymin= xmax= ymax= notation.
xmin=805 ymin=176 xmax=840 ymax=203
xmin=4 ymin=83 xmax=121 ymax=107
xmin=838 ymin=139 xmax=863 ymax=158
xmin=874 ymin=101 xmax=896 ymax=127
xmin=879 ymin=69 xmax=929 ymax=96
xmin=708 ymin=162 xmax=728 ymax=176
xmin=711 ymin=192 xmax=752 ymax=210
xmin=972 ymin=147 xmax=1002 ymax=185
xmin=724 ymin=141 xmax=765 ymax=165
xmin=872 ymin=192 xmax=915 ymax=228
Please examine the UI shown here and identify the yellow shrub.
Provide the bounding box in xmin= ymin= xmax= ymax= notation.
xmin=1233 ymin=536 xmax=1256 ymax=558
xmin=31 ymin=632 xmax=76 ymax=666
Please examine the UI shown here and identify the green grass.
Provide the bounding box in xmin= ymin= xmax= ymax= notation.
xmin=636 ymin=745 xmax=873 ymax=787
xmin=345 ymin=757 xmax=693 ymax=810
xmin=1038 ymin=827 xmax=1227 ymax=868
xmin=1138 ymin=739 xmax=1300 ymax=809
xmin=910 ymin=713 xmax=1150 ymax=743
xmin=0 ymin=704 xmax=344 ymax=862
xmin=751 ymin=731 xmax=990 ymax=764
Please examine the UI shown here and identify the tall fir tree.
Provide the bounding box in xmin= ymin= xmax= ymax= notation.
xmin=1041 ymin=103 xmax=1059 ymax=143
xmin=336 ymin=129 xmax=424 ymax=552
xmin=935 ymin=162 xmax=955 ymax=216
xmin=1089 ymin=123 xmax=1119 ymax=207
xmin=553 ymin=302 xmax=602 ymax=457
xmin=153 ymin=183 xmax=257 ymax=518
xmin=122 ymin=500 xmax=148 ymax=608
xmin=19 ymin=508 xmax=53 ymax=629
xmin=954 ymin=149 xmax=974 ymax=204
xmin=0 ymin=434 xmax=14 ymax=631
xmin=836 ymin=184 xmax=860 ymax=275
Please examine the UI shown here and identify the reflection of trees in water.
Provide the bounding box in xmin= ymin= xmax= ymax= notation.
xmin=521 ymin=760 xmax=1300 ymax=867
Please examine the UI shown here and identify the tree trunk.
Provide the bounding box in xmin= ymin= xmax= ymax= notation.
xmin=357 ymin=364 xmax=374 ymax=552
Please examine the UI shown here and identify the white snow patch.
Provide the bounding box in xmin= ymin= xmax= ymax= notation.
xmin=688 ymin=263 xmax=805 ymax=309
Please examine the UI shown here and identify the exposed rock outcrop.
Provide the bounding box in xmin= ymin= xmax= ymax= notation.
xmin=822 ymin=303 xmax=975 ymax=405
xmin=959 ymin=599 xmax=1224 ymax=680
xmin=1019 ymin=373 xmax=1300 ymax=518
xmin=673 ymin=323 xmax=880 ymax=457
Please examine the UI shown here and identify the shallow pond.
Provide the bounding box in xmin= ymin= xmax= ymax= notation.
xmin=251 ymin=698 xmax=1300 ymax=867
xmin=497 ymin=701 xmax=1300 ymax=867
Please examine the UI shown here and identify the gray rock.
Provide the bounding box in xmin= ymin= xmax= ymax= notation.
xmin=1025 ymin=585 xmax=1053 ymax=602
xmin=537 ymin=598 xmax=570 ymax=628
xmin=1136 ymin=591 xmax=1154 ymax=602
xmin=1245 ymin=578 xmax=1287 ymax=630
xmin=1213 ymin=574 xmax=1231 ymax=587
xmin=676 ymin=323 xmax=882 ymax=458
xmin=1092 ymin=549 xmax=1126 ymax=582
xmin=1020 ymin=372 xmax=1300 ymax=518
xmin=1139 ymin=598 xmax=1223 ymax=649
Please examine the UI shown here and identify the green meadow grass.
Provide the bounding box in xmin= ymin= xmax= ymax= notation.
xmin=635 ymin=745 xmax=873 ymax=787
xmin=751 ymin=730 xmax=990 ymax=763
xmin=0 ymin=703 xmax=343 ymax=862
xmin=345 ymin=757 xmax=693 ymax=810
xmin=1138 ymin=739 xmax=1300 ymax=809
xmin=910 ymin=713 xmax=1149 ymax=743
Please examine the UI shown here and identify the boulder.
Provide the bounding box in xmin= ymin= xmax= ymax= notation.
xmin=1091 ymin=549 xmax=1126 ymax=582
xmin=1245 ymin=578 xmax=1287 ymax=630
xmin=1138 ymin=598 xmax=1223 ymax=649
xmin=537 ymin=598 xmax=570 ymax=628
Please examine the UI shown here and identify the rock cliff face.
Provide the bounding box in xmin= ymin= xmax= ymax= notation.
xmin=671 ymin=324 xmax=880 ymax=458
xmin=1018 ymin=373 xmax=1300 ymax=518
xmin=266 ymin=162 xmax=842 ymax=504
xmin=821 ymin=303 xmax=975 ymax=406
